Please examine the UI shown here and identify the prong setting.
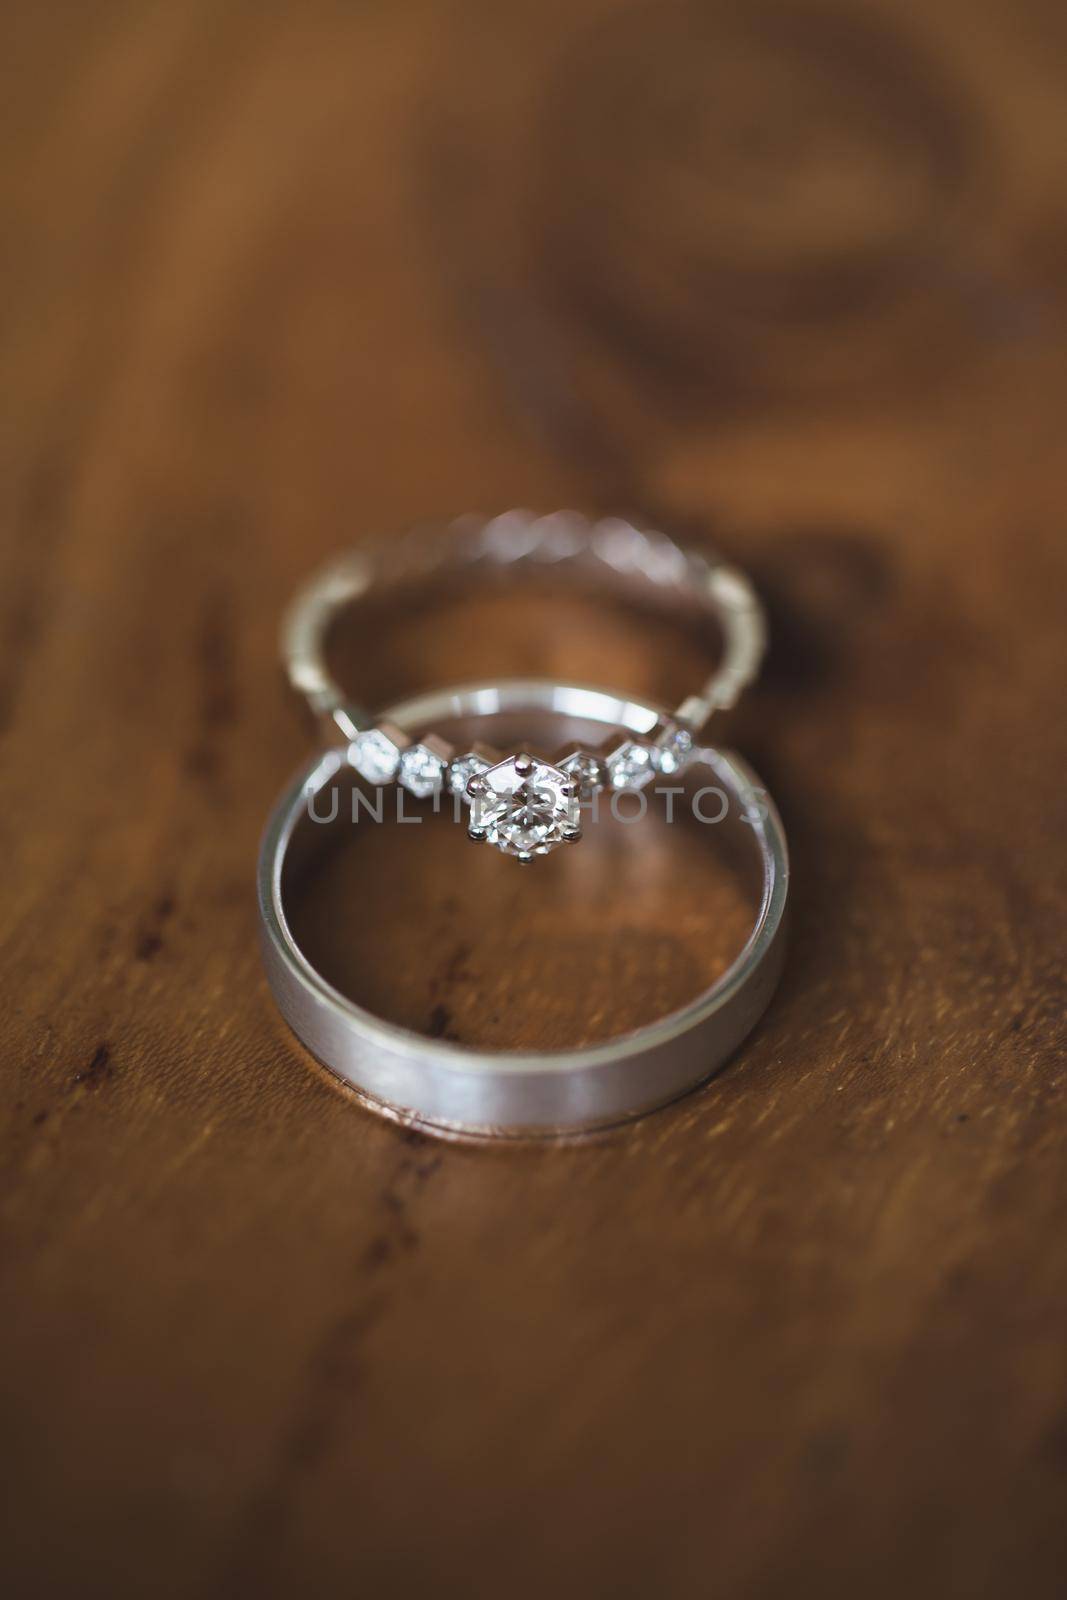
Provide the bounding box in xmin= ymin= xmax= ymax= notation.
xmin=466 ymin=753 xmax=580 ymax=861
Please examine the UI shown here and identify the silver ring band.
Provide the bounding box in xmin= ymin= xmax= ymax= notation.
xmin=283 ymin=510 xmax=766 ymax=743
xmin=258 ymin=686 xmax=788 ymax=1137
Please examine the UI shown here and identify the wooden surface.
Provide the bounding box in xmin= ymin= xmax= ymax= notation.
xmin=2 ymin=2 xmax=1066 ymax=1595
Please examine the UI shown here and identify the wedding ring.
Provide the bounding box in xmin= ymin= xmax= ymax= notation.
xmin=258 ymin=685 xmax=788 ymax=1136
xmin=282 ymin=511 xmax=766 ymax=864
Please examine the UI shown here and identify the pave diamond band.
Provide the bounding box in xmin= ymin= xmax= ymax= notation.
xmin=348 ymin=713 xmax=696 ymax=859
xmin=349 ymin=720 xmax=689 ymax=796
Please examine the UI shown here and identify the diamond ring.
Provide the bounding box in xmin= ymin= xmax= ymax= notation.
xmin=282 ymin=511 xmax=766 ymax=861
xmin=258 ymin=683 xmax=788 ymax=1136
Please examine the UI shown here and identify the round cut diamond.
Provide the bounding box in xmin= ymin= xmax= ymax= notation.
xmin=349 ymin=727 xmax=402 ymax=784
xmin=470 ymin=754 xmax=579 ymax=860
xmin=399 ymin=742 xmax=447 ymax=798
xmin=606 ymin=740 xmax=655 ymax=790
xmin=448 ymin=751 xmax=491 ymax=802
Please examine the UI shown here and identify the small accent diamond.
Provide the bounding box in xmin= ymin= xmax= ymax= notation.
xmin=349 ymin=727 xmax=402 ymax=784
xmin=399 ymin=742 xmax=447 ymax=798
xmin=448 ymin=751 xmax=491 ymax=802
xmin=559 ymin=750 xmax=604 ymax=796
xmin=653 ymin=724 xmax=694 ymax=775
xmin=606 ymin=740 xmax=655 ymax=790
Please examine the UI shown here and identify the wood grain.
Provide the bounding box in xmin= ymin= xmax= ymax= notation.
xmin=1 ymin=2 xmax=1065 ymax=1596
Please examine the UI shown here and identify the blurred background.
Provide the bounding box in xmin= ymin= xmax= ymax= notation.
xmin=2 ymin=2 xmax=1065 ymax=1597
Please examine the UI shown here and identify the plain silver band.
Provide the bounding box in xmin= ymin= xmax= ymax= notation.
xmin=283 ymin=510 xmax=767 ymax=743
xmin=258 ymin=686 xmax=788 ymax=1137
